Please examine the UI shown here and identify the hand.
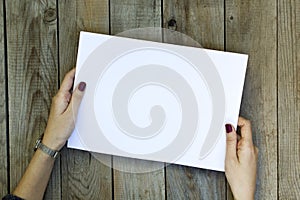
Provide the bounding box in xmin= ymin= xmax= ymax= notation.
xmin=42 ymin=68 xmax=86 ymax=151
xmin=225 ymin=117 xmax=259 ymax=200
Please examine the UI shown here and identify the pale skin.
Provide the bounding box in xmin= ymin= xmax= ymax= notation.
xmin=225 ymin=118 xmax=259 ymax=200
xmin=13 ymin=69 xmax=86 ymax=200
xmin=11 ymin=69 xmax=258 ymax=200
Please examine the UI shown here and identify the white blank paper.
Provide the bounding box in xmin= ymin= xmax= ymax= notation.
xmin=67 ymin=31 xmax=248 ymax=172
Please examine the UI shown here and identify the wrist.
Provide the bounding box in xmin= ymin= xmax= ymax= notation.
xmin=42 ymin=131 xmax=67 ymax=151
xmin=35 ymin=139 xmax=60 ymax=159
xmin=35 ymin=148 xmax=57 ymax=162
xmin=233 ymin=195 xmax=254 ymax=200
xmin=42 ymin=138 xmax=65 ymax=151
xmin=42 ymin=135 xmax=66 ymax=151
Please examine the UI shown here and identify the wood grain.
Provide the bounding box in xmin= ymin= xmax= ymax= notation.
xmin=110 ymin=0 xmax=161 ymax=35
xmin=110 ymin=0 xmax=165 ymax=199
xmin=163 ymin=1 xmax=226 ymax=199
xmin=58 ymin=1 xmax=112 ymax=199
xmin=6 ymin=0 xmax=59 ymax=198
xmin=58 ymin=0 xmax=109 ymax=77
xmin=278 ymin=0 xmax=300 ymax=198
xmin=166 ymin=165 xmax=226 ymax=200
xmin=113 ymin=157 xmax=165 ymax=200
xmin=226 ymin=0 xmax=277 ymax=199
xmin=163 ymin=0 xmax=224 ymax=50
xmin=0 ymin=0 xmax=7 ymax=196
xmin=1 ymin=1 xmax=299 ymax=199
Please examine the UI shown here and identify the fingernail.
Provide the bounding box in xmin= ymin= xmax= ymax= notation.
xmin=78 ymin=82 xmax=86 ymax=92
xmin=225 ymin=124 xmax=232 ymax=133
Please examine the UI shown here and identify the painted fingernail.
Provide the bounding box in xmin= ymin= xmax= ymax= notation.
xmin=225 ymin=124 xmax=232 ymax=133
xmin=78 ymin=82 xmax=86 ymax=92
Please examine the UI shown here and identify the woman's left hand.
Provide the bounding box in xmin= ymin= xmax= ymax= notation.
xmin=42 ymin=68 xmax=86 ymax=151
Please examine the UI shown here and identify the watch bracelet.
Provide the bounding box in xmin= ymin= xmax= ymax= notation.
xmin=35 ymin=138 xmax=59 ymax=158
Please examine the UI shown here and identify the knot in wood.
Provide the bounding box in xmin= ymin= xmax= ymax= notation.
xmin=43 ymin=8 xmax=56 ymax=23
xmin=167 ymin=19 xmax=177 ymax=31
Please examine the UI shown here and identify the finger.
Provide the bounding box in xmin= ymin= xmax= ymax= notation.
xmin=59 ymin=68 xmax=76 ymax=93
xmin=66 ymin=82 xmax=86 ymax=117
xmin=51 ymin=92 xmax=71 ymax=115
xmin=225 ymin=124 xmax=238 ymax=163
xmin=237 ymin=117 xmax=253 ymax=144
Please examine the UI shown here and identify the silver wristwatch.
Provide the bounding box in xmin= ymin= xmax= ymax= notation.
xmin=34 ymin=139 xmax=59 ymax=158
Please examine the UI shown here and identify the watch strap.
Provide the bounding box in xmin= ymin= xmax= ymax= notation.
xmin=34 ymin=139 xmax=59 ymax=158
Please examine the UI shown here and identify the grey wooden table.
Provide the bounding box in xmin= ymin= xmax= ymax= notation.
xmin=0 ymin=0 xmax=299 ymax=199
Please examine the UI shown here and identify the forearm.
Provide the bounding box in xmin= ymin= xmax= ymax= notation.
xmin=9 ymin=70 xmax=85 ymax=200
xmin=13 ymin=149 xmax=55 ymax=200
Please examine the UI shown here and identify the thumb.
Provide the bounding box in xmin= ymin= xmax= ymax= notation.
xmin=225 ymin=124 xmax=238 ymax=163
xmin=67 ymin=82 xmax=86 ymax=117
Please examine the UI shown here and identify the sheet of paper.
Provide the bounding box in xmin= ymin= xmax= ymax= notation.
xmin=67 ymin=31 xmax=248 ymax=172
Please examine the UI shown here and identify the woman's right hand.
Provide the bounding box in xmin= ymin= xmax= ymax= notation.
xmin=225 ymin=117 xmax=259 ymax=200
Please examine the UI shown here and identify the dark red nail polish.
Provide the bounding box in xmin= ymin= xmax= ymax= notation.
xmin=225 ymin=124 xmax=232 ymax=133
xmin=78 ymin=82 xmax=86 ymax=92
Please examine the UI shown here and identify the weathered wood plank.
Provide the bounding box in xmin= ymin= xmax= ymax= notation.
xmin=6 ymin=0 xmax=59 ymax=198
xmin=0 ymin=0 xmax=7 ymax=196
xmin=110 ymin=0 xmax=161 ymax=35
xmin=113 ymin=157 xmax=165 ymax=200
xmin=163 ymin=0 xmax=226 ymax=199
xmin=278 ymin=0 xmax=300 ymax=198
xmin=58 ymin=0 xmax=109 ymax=77
xmin=163 ymin=0 xmax=224 ymax=50
xmin=226 ymin=0 xmax=277 ymax=199
xmin=110 ymin=1 xmax=165 ymax=199
xmin=166 ymin=165 xmax=226 ymax=200
xmin=58 ymin=1 xmax=112 ymax=199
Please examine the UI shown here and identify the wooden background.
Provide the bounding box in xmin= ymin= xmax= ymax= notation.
xmin=0 ymin=0 xmax=299 ymax=199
